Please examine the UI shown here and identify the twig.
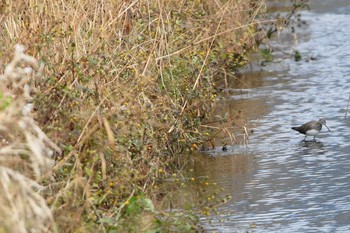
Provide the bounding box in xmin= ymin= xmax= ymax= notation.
xmin=155 ymin=19 xmax=276 ymax=62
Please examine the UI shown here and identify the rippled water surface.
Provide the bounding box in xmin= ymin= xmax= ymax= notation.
xmin=195 ymin=2 xmax=350 ymax=232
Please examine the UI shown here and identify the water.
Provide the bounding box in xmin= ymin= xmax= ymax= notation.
xmin=195 ymin=2 xmax=350 ymax=232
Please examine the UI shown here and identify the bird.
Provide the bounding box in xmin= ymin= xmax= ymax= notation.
xmin=291 ymin=118 xmax=330 ymax=141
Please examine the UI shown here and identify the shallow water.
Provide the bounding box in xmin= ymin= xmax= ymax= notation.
xmin=195 ymin=2 xmax=350 ymax=232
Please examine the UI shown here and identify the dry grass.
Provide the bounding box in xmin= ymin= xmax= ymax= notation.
xmin=0 ymin=0 xmax=280 ymax=232
xmin=0 ymin=44 xmax=59 ymax=233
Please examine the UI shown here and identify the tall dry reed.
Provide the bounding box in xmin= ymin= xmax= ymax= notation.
xmin=0 ymin=44 xmax=59 ymax=233
xmin=0 ymin=0 xmax=288 ymax=231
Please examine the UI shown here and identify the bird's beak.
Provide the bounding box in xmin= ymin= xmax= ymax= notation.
xmin=324 ymin=124 xmax=331 ymax=132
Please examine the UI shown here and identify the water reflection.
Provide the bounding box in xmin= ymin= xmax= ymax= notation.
xmin=194 ymin=150 xmax=257 ymax=203
xmin=195 ymin=1 xmax=350 ymax=232
xmin=298 ymin=141 xmax=324 ymax=149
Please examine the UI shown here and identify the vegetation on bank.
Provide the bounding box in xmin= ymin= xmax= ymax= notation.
xmin=0 ymin=0 xmax=306 ymax=232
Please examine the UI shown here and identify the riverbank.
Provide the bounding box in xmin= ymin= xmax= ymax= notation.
xmin=0 ymin=0 xmax=293 ymax=232
xmin=195 ymin=1 xmax=350 ymax=232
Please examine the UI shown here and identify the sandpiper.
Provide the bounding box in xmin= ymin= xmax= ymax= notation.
xmin=292 ymin=118 xmax=330 ymax=141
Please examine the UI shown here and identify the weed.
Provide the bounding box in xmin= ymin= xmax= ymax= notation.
xmin=0 ymin=0 xmax=297 ymax=232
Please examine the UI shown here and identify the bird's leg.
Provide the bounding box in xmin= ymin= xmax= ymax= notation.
xmin=313 ymin=135 xmax=316 ymax=141
xmin=302 ymin=135 xmax=307 ymax=142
